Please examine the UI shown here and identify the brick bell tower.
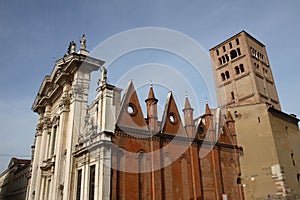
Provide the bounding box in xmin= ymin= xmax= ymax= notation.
xmin=209 ymin=31 xmax=281 ymax=110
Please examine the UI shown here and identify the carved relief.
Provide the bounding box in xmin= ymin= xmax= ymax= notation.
xmin=59 ymin=90 xmax=70 ymax=111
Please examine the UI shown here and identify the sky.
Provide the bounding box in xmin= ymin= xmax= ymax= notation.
xmin=0 ymin=0 xmax=299 ymax=172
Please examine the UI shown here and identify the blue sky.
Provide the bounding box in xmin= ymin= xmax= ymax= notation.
xmin=0 ymin=0 xmax=299 ymax=172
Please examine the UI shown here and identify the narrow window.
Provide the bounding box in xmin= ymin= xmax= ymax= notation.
xmin=51 ymin=126 xmax=57 ymax=156
xmin=258 ymin=117 xmax=260 ymax=123
xmin=76 ymin=169 xmax=82 ymax=200
xmin=221 ymin=73 xmax=225 ymax=81
xmin=216 ymin=49 xmax=219 ymax=56
xmin=297 ymin=173 xmax=300 ymax=185
xmin=223 ymin=46 xmax=226 ymax=52
xmin=229 ymin=42 xmax=232 ymax=49
xmin=222 ymin=56 xmax=226 ymax=64
xmin=235 ymin=66 xmax=240 ymax=75
xmin=89 ymin=165 xmax=95 ymax=200
xmin=291 ymin=151 xmax=296 ymax=166
xmin=225 ymin=54 xmax=230 ymax=62
xmin=197 ymin=125 xmax=204 ymax=136
xmin=237 ymin=177 xmax=241 ymax=184
xmin=164 ymin=156 xmax=173 ymax=199
xmin=236 ymin=38 xmax=240 ymax=45
xmin=231 ymin=91 xmax=235 ymax=100
xmin=219 ymin=58 xmax=222 ymax=65
xmin=237 ymin=48 xmax=241 ymax=56
xmin=240 ymin=64 xmax=245 ymax=73
xmin=225 ymin=71 xmax=230 ymax=79
xmin=138 ymin=153 xmax=144 ymax=200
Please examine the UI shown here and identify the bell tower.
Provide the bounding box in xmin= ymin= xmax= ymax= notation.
xmin=209 ymin=31 xmax=281 ymax=110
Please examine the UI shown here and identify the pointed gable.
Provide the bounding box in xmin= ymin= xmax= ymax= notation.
xmin=116 ymin=80 xmax=148 ymax=131
xmin=161 ymin=92 xmax=186 ymax=136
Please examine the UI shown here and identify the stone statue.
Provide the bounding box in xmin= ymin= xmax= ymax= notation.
xmin=68 ymin=41 xmax=76 ymax=54
xmin=80 ymin=34 xmax=86 ymax=50
xmin=98 ymin=66 xmax=107 ymax=86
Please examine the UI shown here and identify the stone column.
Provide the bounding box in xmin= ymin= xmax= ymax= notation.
xmin=63 ymin=69 xmax=90 ymax=200
xmin=27 ymin=118 xmax=43 ymax=200
xmin=35 ymin=106 xmax=51 ymax=200
xmin=51 ymin=83 xmax=71 ymax=200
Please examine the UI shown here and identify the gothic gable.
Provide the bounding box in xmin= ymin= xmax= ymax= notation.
xmin=161 ymin=92 xmax=186 ymax=136
xmin=116 ymin=81 xmax=148 ymax=132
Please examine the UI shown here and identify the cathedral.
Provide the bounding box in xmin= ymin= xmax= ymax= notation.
xmin=27 ymin=31 xmax=300 ymax=200
xmin=27 ymin=35 xmax=243 ymax=200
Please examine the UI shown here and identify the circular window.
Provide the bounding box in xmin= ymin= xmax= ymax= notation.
xmin=127 ymin=103 xmax=136 ymax=116
xmin=169 ymin=113 xmax=176 ymax=124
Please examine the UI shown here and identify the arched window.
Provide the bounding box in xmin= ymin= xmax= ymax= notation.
xmin=219 ymin=58 xmax=222 ymax=65
xmin=237 ymin=48 xmax=241 ymax=56
xmin=230 ymin=50 xmax=238 ymax=60
xmin=240 ymin=64 xmax=244 ymax=73
xmin=236 ymin=38 xmax=240 ymax=45
xmin=164 ymin=155 xmax=173 ymax=199
xmin=225 ymin=54 xmax=230 ymax=62
xmin=223 ymin=46 xmax=226 ymax=52
xmin=229 ymin=42 xmax=232 ymax=49
xmin=216 ymin=49 xmax=219 ymax=56
xmin=225 ymin=71 xmax=230 ymax=79
xmin=138 ymin=153 xmax=150 ymax=199
xmin=181 ymin=158 xmax=190 ymax=199
xmin=221 ymin=73 xmax=226 ymax=81
xmin=231 ymin=91 xmax=235 ymax=100
xmin=235 ymin=66 xmax=240 ymax=75
xmin=222 ymin=56 xmax=226 ymax=64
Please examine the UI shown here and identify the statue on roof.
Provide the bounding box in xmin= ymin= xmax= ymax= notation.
xmin=68 ymin=41 xmax=76 ymax=54
xmin=80 ymin=34 xmax=86 ymax=50
xmin=98 ymin=66 xmax=107 ymax=86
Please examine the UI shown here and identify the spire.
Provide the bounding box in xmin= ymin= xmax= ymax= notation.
xmin=184 ymin=95 xmax=192 ymax=109
xmin=182 ymin=96 xmax=194 ymax=137
xmin=147 ymin=84 xmax=156 ymax=100
xmin=145 ymin=84 xmax=158 ymax=132
xmin=205 ymin=100 xmax=211 ymax=115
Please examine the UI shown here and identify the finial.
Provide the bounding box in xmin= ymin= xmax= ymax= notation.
xmin=205 ymin=97 xmax=208 ymax=104
xmin=80 ymin=34 xmax=86 ymax=50
xmin=205 ymin=98 xmax=211 ymax=115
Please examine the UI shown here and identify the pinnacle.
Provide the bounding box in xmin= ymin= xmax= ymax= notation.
xmin=205 ymin=100 xmax=211 ymax=115
xmin=184 ymin=96 xmax=192 ymax=109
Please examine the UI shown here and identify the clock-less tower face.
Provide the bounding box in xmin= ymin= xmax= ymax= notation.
xmin=209 ymin=31 xmax=281 ymax=110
